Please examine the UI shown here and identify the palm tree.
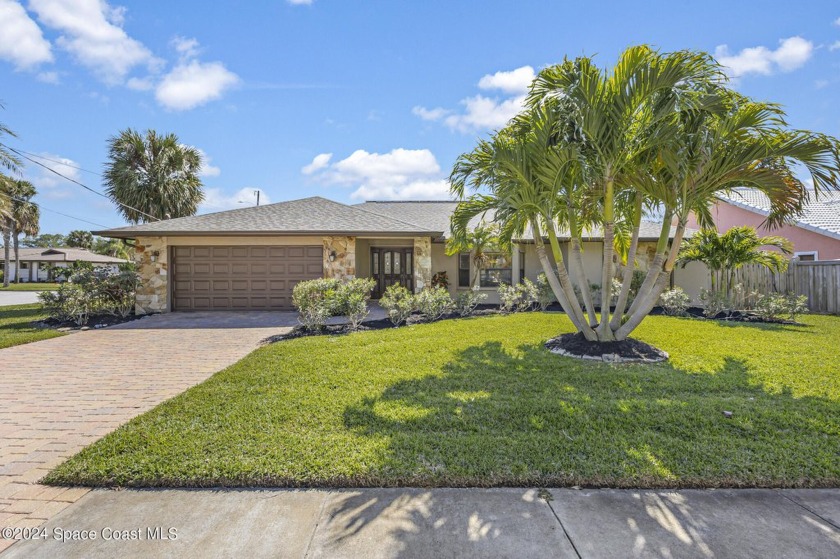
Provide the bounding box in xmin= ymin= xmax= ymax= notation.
xmin=678 ymin=226 xmax=792 ymax=297
xmin=451 ymin=46 xmax=840 ymax=344
xmin=6 ymin=180 xmax=39 ymax=283
xmin=66 ymin=230 xmax=94 ymax=249
xmin=0 ymin=103 xmax=21 ymax=174
xmin=446 ymin=221 xmax=501 ymax=288
xmin=103 ymin=129 xmax=205 ymax=224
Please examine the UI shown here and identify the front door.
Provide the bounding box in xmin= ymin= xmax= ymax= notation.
xmin=371 ymin=247 xmax=413 ymax=298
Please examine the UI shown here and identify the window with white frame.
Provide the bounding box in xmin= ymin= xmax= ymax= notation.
xmin=794 ymin=251 xmax=818 ymax=262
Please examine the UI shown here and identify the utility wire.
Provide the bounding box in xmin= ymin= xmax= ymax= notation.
xmin=1 ymin=144 xmax=160 ymax=222
xmin=6 ymin=194 xmax=109 ymax=228
xmin=6 ymin=149 xmax=102 ymax=176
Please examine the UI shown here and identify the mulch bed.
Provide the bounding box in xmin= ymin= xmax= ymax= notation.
xmin=37 ymin=314 xmax=143 ymax=332
xmin=545 ymin=332 xmax=669 ymax=363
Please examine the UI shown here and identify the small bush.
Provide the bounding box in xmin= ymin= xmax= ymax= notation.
xmin=534 ymin=273 xmax=556 ymax=311
xmin=659 ymin=287 xmax=690 ymax=316
xmin=700 ymin=289 xmax=731 ymax=318
xmin=415 ymin=286 xmax=453 ymax=321
xmin=498 ymin=282 xmax=535 ymax=312
xmin=455 ymin=288 xmax=487 ymax=316
xmin=498 ymin=283 xmax=520 ymax=312
xmin=292 ymin=278 xmax=341 ymax=330
xmin=379 ymin=284 xmax=415 ymax=326
xmin=38 ymin=265 xmax=137 ymax=325
xmin=336 ymin=278 xmax=376 ymax=330
xmin=754 ymin=292 xmax=808 ymax=321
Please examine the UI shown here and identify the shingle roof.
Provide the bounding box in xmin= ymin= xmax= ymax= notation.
xmin=11 ymin=248 xmax=128 ymax=263
xmin=96 ymin=197 xmax=443 ymax=238
xmin=719 ymin=188 xmax=840 ymax=241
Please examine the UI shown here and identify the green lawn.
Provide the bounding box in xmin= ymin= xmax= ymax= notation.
xmin=0 ymin=282 xmax=60 ymax=291
xmin=0 ymin=304 xmax=64 ymax=348
xmin=45 ymin=313 xmax=840 ymax=489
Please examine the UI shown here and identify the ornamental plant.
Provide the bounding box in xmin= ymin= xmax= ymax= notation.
xmin=379 ymin=284 xmax=415 ymax=326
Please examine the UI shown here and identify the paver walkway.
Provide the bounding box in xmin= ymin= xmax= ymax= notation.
xmin=0 ymin=311 xmax=294 ymax=554
xmin=3 ymin=487 xmax=839 ymax=558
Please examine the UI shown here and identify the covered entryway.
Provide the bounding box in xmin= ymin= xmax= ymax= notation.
xmin=172 ymin=245 xmax=323 ymax=311
xmin=370 ymin=247 xmax=413 ymax=298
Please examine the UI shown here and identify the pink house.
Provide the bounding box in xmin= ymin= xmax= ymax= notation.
xmin=687 ymin=188 xmax=840 ymax=261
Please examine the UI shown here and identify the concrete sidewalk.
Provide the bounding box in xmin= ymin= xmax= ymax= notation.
xmin=0 ymin=292 xmax=41 ymax=307
xmin=3 ymin=487 xmax=838 ymax=558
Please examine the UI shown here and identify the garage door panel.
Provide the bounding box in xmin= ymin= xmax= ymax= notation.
xmin=173 ymin=245 xmax=322 ymax=311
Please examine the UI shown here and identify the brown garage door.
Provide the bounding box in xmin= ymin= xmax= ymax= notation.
xmin=172 ymin=245 xmax=323 ymax=311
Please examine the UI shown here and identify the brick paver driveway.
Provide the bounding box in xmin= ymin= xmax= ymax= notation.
xmin=0 ymin=311 xmax=295 ymax=552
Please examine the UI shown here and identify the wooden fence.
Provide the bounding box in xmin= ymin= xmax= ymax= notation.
xmin=731 ymin=260 xmax=840 ymax=315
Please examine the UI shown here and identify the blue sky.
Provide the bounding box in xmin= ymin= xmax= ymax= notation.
xmin=1 ymin=0 xmax=839 ymax=234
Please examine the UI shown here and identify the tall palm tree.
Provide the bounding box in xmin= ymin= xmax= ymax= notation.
xmin=6 ymin=180 xmax=39 ymax=283
xmin=678 ymin=226 xmax=792 ymax=297
xmin=103 ymin=129 xmax=205 ymax=224
xmin=446 ymin=221 xmax=501 ymax=288
xmin=451 ymin=46 xmax=840 ymax=344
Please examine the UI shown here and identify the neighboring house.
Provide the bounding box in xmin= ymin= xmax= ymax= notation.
xmin=96 ymin=196 xmax=700 ymax=314
xmin=1 ymin=247 xmax=128 ymax=282
xmin=689 ymin=188 xmax=840 ymax=261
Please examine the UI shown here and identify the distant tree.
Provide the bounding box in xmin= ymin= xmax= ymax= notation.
xmin=66 ymin=230 xmax=94 ymax=249
xmin=21 ymin=233 xmax=66 ymax=248
xmin=103 ymin=129 xmax=204 ymax=224
xmin=92 ymin=236 xmax=130 ymax=260
xmin=9 ymin=180 xmax=39 ymax=283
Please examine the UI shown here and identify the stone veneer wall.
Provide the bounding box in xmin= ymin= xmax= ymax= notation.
xmin=413 ymin=237 xmax=432 ymax=292
xmin=323 ymin=236 xmax=356 ymax=281
xmin=134 ymin=236 xmax=169 ymax=315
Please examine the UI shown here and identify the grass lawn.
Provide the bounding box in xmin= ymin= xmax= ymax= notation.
xmin=0 ymin=282 xmax=60 ymax=291
xmin=0 ymin=304 xmax=64 ymax=348
xmin=45 ymin=313 xmax=840 ymax=489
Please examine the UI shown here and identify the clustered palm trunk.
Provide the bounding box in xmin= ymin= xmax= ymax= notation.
xmin=450 ymin=46 xmax=840 ymax=343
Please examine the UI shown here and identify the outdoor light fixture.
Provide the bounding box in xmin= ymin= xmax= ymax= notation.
xmin=151 ymin=250 xmax=160 ymax=262
xmin=329 ymin=250 xmax=337 ymax=262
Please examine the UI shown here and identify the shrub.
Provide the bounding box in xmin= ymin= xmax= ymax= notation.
xmin=336 ymin=278 xmax=376 ymax=330
xmin=700 ymin=289 xmax=731 ymax=318
xmin=38 ymin=266 xmax=137 ymax=325
xmin=659 ymin=287 xmax=690 ymax=316
xmin=431 ymin=271 xmax=449 ymax=290
xmin=415 ymin=286 xmax=453 ymax=321
xmin=754 ymin=292 xmax=808 ymax=321
xmin=455 ymin=288 xmax=487 ymax=316
xmin=379 ymin=284 xmax=415 ymax=326
xmin=498 ymin=282 xmax=535 ymax=312
xmin=292 ymin=278 xmax=341 ymax=330
xmin=534 ymin=273 xmax=556 ymax=311
xmin=498 ymin=283 xmax=520 ymax=312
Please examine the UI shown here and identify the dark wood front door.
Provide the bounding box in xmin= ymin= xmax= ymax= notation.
xmin=371 ymin=247 xmax=413 ymax=298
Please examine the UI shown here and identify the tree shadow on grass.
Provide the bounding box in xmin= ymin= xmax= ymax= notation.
xmin=343 ymin=341 xmax=840 ymax=489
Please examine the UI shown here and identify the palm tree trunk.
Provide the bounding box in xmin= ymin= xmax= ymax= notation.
xmin=564 ymin=213 xmax=599 ymax=327
xmin=623 ymin=209 xmax=673 ymax=320
xmin=532 ymin=220 xmax=597 ymax=340
xmin=2 ymin=226 xmax=10 ymax=288
xmin=616 ymin=222 xmax=686 ymax=340
xmin=546 ymin=220 xmax=597 ymax=327
xmin=597 ymin=178 xmax=616 ymax=340
xmin=610 ymin=196 xmax=643 ymax=330
xmin=12 ymin=228 xmax=20 ymax=283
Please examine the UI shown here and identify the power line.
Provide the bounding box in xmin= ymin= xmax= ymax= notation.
xmin=6 ymin=195 xmax=109 ymax=228
xmin=1 ymin=144 xmax=160 ymax=222
xmin=7 ymin=149 xmax=102 ymax=176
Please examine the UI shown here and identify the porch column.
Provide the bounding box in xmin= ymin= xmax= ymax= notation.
xmin=511 ymin=245 xmax=521 ymax=284
xmin=413 ymin=237 xmax=432 ymax=292
xmin=323 ymin=236 xmax=356 ymax=281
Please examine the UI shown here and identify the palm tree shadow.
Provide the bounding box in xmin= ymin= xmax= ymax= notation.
xmin=343 ymin=341 xmax=840 ymax=488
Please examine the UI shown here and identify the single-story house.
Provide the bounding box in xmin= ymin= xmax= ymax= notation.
xmin=1 ymin=247 xmax=129 ymax=282
xmin=689 ymin=188 xmax=840 ymax=261
xmin=96 ymin=196 xmax=704 ymax=314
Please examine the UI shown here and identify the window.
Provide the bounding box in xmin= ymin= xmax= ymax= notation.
xmin=519 ymin=250 xmax=525 ymax=284
xmin=20 ymin=262 xmax=29 ymax=270
xmin=794 ymin=251 xmax=818 ymax=262
xmin=458 ymin=253 xmax=471 ymax=287
xmin=479 ymin=253 xmax=513 ymax=287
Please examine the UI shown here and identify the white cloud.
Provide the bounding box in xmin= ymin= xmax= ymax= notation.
xmin=36 ymin=70 xmax=59 ymax=84
xmin=195 ymin=148 xmax=220 ymax=177
xmin=830 ymin=41 xmax=840 ymax=52
xmin=0 ymin=0 xmax=53 ymax=70
xmin=26 ymin=152 xmax=82 ymax=199
xmin=305 ymin=148 xmax=452 ymax=201
xmin=171 ymin=35 xmax=199 ymax=59
xmin=477 ymin=65 xmax=535 ymax=94
xmin=714 ymin=36 xmax=814 ymax=78
xmin=287 ymin=0 xmax=313 ymax=5
xmin=834 ymin=17 xmax=840 ymax=27
xmin=301 ymin=153 xmax=332 ymax=175
xmin=412 ymin=65 xmax=532 ymax=133
xmin=125 ymin=76 xmax=153 ymax=90
xmin=155 ymin=59 xmax=239 ymax=111
xmin=29 ymin=0 xmax=159 ymax=84
xmin=200 ymin=187 xmax=269 ymax=212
